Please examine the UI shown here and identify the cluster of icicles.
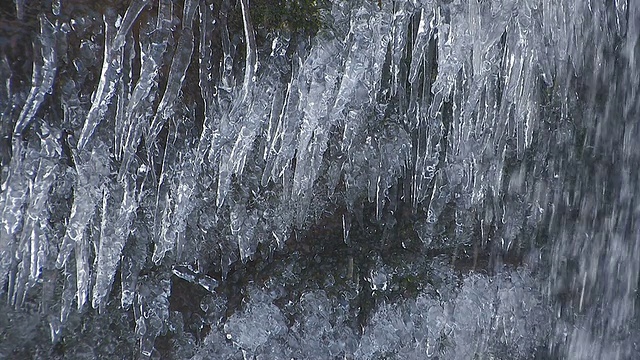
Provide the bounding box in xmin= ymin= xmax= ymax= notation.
xmin=1 ymin=0 xmax=638 ymax=357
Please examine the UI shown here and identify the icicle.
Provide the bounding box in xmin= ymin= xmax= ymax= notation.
xmin=145 ymin=0 xmax=198 ymax=148
xmin=112 ymin=0 xmax=152 ymax=50
xmin=290 ymin=39 xmax=344 ymax=224
xmin=219 ymin=89 xmax=273 ymax=207
xmin=15 ymin=0 xmax=25 ymax=20
xmin=230 ymin=203 xmax=259 ymax=263
xmin=408 ymin=8 xmax=434 ymax=85
xmin=135 ymin=276 xmax=170 ymax=358
xmin=218 ymin=0 xmax=235 ymax=92
xmin=22 ymin=125 xmax=60 ymax=283
xmin=8 ymin=125 xmax=61 ymax=307
xmin=160 ymin=149 xmax=198 ymax=262
xmin=92 ymin=176 xmax=137 ymax=309
xmin=239 ymin=0 xmax=257 ymax=100
xmin=114 ymin=32 xmax=136 ymax=161
xmin=118 ymin=0 xmax=173 ymax=180
xmin=389 ymin=1 xmax=408 ymax=97
xmin=0 ymin=56 xmax=10 ymax=117
xmin=77 ymin=0 xmax=150 ymax=150
xmin=342 ymin=213 xmax=351 ymax=244
xmin=213 ymin=0 xmax=260 ymax=208
xmin=75 ymin=14 xmax=121 ymax=150
xmin=120 ymin=198 xmax=149 ymax=310
xmin=266 ymin=69 xmax=302 ymax=185
xmin=196 ymin=0 xmax=217 ymax=165
xmin=74 ymin=223 xmax=90 ymax=311
xmin=151 ymin=178 xmax=172 ymax=265
xmin=172 ymin=264 xmax=218 ymax=292
xmin=55 ymin=144 xmax=109 ymax=270
xmin=0 ymin=141 xmax=29 ymax=296
xmin=51 ymin=263 xmax=77 ymax=343
xmin=151 ymin=130 xmax=179 ymax=265
xmin=13 ymin=16 xmax=57 ymax=137
xmin=11 ymin=239 xmax=30 ymax=307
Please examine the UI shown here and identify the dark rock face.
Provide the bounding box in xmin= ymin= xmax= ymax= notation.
xmin=1 ymin=0 xmax=639 ymax=359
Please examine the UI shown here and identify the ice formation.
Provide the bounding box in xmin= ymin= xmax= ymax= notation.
xmin=0 ymin=0 xmax=639 ymax=358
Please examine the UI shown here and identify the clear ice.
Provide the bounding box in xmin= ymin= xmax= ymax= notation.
xmin=0 ymin=0 xmax=639 ymax=359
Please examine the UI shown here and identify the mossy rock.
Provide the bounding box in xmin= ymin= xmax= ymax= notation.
xmin=250 ymin=0 xmax=327 ymax=36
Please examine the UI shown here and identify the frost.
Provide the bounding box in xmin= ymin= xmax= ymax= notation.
xmin=224 ymin=298 xmax=287 ymax=355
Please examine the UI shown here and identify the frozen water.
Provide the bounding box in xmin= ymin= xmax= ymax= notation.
xmin=0 ymin=0 xmax=639 ymax=358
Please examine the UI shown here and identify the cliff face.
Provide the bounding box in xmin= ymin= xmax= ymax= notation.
xmin=0 ymin=0 xmax=639 ymax=358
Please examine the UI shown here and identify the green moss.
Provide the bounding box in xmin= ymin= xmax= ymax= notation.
xmin=250 ymin=0 xmax=326 ymax=36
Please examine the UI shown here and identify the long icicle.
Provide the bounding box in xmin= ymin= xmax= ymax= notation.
xmin=76 ymin=0 xmax=151 ymax=150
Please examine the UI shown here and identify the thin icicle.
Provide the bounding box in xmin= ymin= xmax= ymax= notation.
xmin=213 ymin=0 xmax=259 ymax=208
xmin=74 ymin=222 xmax=90 ymax=311
xmin=218 ymin=0 xmax=236 ymax=92
xmin=151 ymin=174 xmax=173 ymax=265
xmin=50 ymin=262 xmax=76 ymax=343
xmin=196 ymin=0 xmax=217 ymax=165
xmin=23 ymin=126 xmax=60 ymax=283
xmin=59 ymin=144 xmax=110 ymax=311
xmin=92 ymin=177 xmax=137 ymax=309
xmin=114 ymin=32 xmax=136 ymax=161
xmin=135 ymin=276 xmax=170 ymax=358
xmin=389 ymin=0 xmax=411 ymax=98
xmin=239 ymin=0 xmax=257 ymax=100
xmin=145 ymin=0 xmax=198 ymax=148
xmin=266 ymin=66 xmax=303 ymax=185
xmin=120 ymin=176 xmax=149 ymax=309
xmin=151 ymin=130 xmax=179 ymax=265
xmin=118 ymin=0 xmax=173 ymax=180
xmin=77 ymin=0 xmax=150 ymax=150
xmin=0 ymin=141 xmax=29 ymax=296
xmin=230 ymin=202 xmax=259 ymax=263
xmin=112 ymin=0 xmax=152 ymax=50
xmin=7 ymin=142 xmax=50 ymax=308
xmin=15 ymin=0 xmax=25 ymax=20
xmin=408 ymin=8 xmax=434 ymax=85
xmin=154 ymin=148 xmax=197 ymax=264
xmin=55 ymin=144 xmax=110 ymax=270
xmin=13 ymin=16 xmax=57 ymax=137
xmin=75 ymin=14 xmax=121 ymax=150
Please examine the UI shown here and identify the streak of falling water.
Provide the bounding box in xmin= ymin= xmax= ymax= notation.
xmin=547 ymin=3 xmax=640 ymax=358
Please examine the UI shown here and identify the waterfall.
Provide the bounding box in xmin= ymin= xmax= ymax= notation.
xmin=0 ymin=0 xmax=638 ymax=358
